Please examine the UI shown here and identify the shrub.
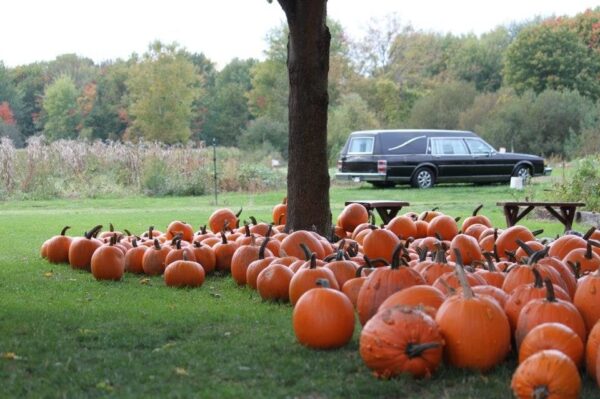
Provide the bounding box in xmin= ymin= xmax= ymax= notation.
xmin=554 ymin=155 xmax=600 ymax=212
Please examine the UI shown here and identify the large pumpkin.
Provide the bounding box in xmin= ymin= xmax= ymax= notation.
xmin=292 ymin=279 xmax=354 ymax=349
xmin=360 ymin=306 xmax=444 ymax=379
xmin=337 ymin=203 xmax=369 ymax=233
xmin=68 ymin=225 xmax=103 ymax=271
xmin=518 ymin=323 xmax=584 ymax=367
xmin=164 ymin=254 xmax=205 ymax=288
xmin=90 ymin=235 xmax=125 ymax=281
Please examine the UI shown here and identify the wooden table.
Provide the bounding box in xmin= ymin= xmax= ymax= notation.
xmin=496 ymin=201 xmax=585 ymax=232
xmin=345 ymin=200 xmax=410 ymax=225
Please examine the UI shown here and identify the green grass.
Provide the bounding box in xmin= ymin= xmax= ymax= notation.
xmin=1 ymin=180 xmax=596 ymax=398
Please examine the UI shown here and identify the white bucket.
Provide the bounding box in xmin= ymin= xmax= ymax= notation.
xmin=510 ymin=177 xmax=524 ymax=190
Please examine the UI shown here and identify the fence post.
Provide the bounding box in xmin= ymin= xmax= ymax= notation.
xmin=213 ymin=138 xmax=218 ymax=206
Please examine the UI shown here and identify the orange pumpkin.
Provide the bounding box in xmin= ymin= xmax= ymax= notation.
xmin=362 ymin=228 xmax=400 ymax=264
xmin=586 ymin=321 xmax=600 ymax=380
xmin=190 ymin=242 xmax=216 ymax=274
xmin=461 ymin=204 xmax=492 ymax=231
xmin=289 ymin=254 xmax=339 ymax=306
xmin=574 ymin=268 xmax=600 ymax=332
xmin=166 ymin=220 xmax=194 ymax=243
xmin=68 ymin=225 xmax=103 ymax=271
xmin=142 ymin=239 xmax=171 ymax=276
xmin=164 ymin=254 xmax=205 ymax=288
xmin=426 ymin=215 xmax=458 ymax=241
xmin=337 ymin=203 xmax=369 ymax=233
xmin=386 ymin=215 xmax=417 ymax=240
xmin=46 ymin=226 xmax=72 ymax=264
xmin=272 ymin=197 xmax=287 ymax=225
xmin=511 ymin=350 xmax=581 ymax=399
xmin=360 ymin=306 xmax=444 ymax=379
xmin=292 ymin=279 xmax=354 ymax=349
xmin=231 ymin=238 xmax=272 ymax=286
xmin=124 ymin=238 xmax=148 ymax=274
xmin=90 ymin=235 xmax=125 ymax=281
xmin=208 ymin=207 xmax=241 ymax=234
xmin=518 ymin=323 xmax=584 ymax=367
xmin=256 ymin=263 xmax=294 ymax=302
xmin=377 ymin=285 xmax=445 ymax=319
xmin=213 ymin=232 xmax=239 ymax=272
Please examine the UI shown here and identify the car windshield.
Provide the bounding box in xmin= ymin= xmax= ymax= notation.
xmin=347 ymin=137 xmax=374 ymax=154
xmin=465 ymin=138 xmax=495 ymax=154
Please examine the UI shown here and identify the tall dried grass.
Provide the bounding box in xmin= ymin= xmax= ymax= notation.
xmin=0 ymin=138 xmax=285 ymax=199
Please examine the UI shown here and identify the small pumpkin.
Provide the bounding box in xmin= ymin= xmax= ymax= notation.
xmin=68 ymin=225 xmax=103 ymax=271
xmin=90 ymin=234 xmax=125 ymax=281
xmin=142 ymin=239 xmax=171 ymax=276
xmin=164 ymin=253 xmax=205 ymax=288
xmin=461 ymin=204 xmax=492 ymax=231
xmin=208 ymin=207 xmax=241 ymax=234
xmin=124 ymin=238 xmax=148 ymax=274
xmin=518 ymin=323 xmax=584 ymax=367
xmin=46 ymin=226 xmax=72 ymax=264
xmin=272 ymin=197 xmax=287 ymax=225
xmin=256 ymin=263 xmax=294 ymax=302
xmin=337 ymin=203 xmax=369 ymax=233
xmin=377 ymin=285 xmax=445 ymax=319
xmin=289 ymin=253 xmax=339 ymax=306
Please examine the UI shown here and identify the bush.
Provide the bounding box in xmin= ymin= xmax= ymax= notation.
xmin=554 ymin=155 xmax=600 ymax=212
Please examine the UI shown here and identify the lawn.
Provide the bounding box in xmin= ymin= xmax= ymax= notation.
xmin=1 ymin=180 xmax=596 ymax=398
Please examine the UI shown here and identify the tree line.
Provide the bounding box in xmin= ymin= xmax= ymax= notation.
xmin=0 ymin=8 xmax=599 ymax=161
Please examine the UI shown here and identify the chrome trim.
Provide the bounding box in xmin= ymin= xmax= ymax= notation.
xmin=544 ymin=167 xmax=553 ymax=176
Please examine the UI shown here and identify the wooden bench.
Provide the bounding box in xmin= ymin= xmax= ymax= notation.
xmin=344 ymin=200 xmax=410 ymax=225
xmin=496 ymin=201 xmax=586 ymax=232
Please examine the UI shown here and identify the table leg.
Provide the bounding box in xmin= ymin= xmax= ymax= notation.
xmin=503 ymin=205 xmax=535 ymax=227
xmin=545 ymin=206 xmax=577 ymax=232
xmin=377 ymin=207 xmax=402 ymax=225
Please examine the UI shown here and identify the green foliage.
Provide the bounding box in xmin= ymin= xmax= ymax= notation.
xmin=409 ymin=81 xmax=477 ymax=129
xmin=42 ymin=75 xmax=80 ymax=140
xmin=126 ymin=42 xmax=200 ymax=144
xmin=555 ymin=155 xmax=600 ymax=211
xmin=240 ymin=116 xmax=288 ymax=158
xmin=201 ymin=58 xmax=256 ymax=146
xmin=327 ymin=93 xmax=378 ymax=164
xmin=504 ymin=22 xmax=600 ymax=99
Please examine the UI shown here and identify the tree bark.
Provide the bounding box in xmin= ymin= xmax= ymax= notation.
xmin=277 ymin=0 xmax=332 ymax=236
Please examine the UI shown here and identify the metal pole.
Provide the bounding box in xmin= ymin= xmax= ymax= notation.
xmin=212 ymin=138 xmax=218 ymax=205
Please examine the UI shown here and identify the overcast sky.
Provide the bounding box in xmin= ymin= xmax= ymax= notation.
xmin=2 ymin=0 xmax=598 ymax=68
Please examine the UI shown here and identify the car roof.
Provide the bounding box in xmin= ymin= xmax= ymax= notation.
xmin=349 ymin=129 xmax=478 ymax=137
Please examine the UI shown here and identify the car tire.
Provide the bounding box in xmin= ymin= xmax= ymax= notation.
xmin=513 ymin=165 xmax=531 ymax=180
xmin=411 ymin=168 xmax=435 ymax=189
xmin=370 ymin=181 xmax=395 ymax=189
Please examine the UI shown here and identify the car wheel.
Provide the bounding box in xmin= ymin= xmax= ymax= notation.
xmin=370 ymin=181 xmax=395 ymax=189
xmin=411 ymin=168 xmax=435 ymax=189
xmin=514 ymin=165 xmax=531 ymax=180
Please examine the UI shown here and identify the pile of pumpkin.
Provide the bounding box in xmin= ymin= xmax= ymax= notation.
xmin=39 ymin=200 xmax=600 ymax=397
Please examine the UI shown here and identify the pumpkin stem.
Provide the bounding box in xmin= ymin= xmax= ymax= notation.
xmin=527 ymin=247 xmax=549 ymax=266
xmin=299 ymin=243 xmax=312 ymax=261
xmin=153 ymin=239 xmax=161 ymax=250
xmin=335 ymin=249 xmax=344 ymax=261
xmin=249 ymin=216 xmax=257 ymax=226
xmin=182 ymin=252 xmax=189 ymax=262
xmin=315 ymin=278 xmax=329 ymax=288
xmin=390 ymin=243 xmax=406 ymax=269
xmin=434 ymin=242 xmax=448 ymax=263
xmin=235 ymin=207 xmax=243 ymax=218
xmin=220 ymin=232 xmax=228 ymax=244
xmin=492 ymin=244 xmax=500 ymax=262
xmin=347 ymin=242 xmax=359 ymax=257
xmin=109 ymin=233 xmax=117 ymax=246
xmin=415 ymin=247 xmax=428 ymax=262
xmin=583 ymin=226 xmax=596 ymax=240
xmin=85 ymin=225 xmax=103 ymax=240
xmin=171 ymin=234 xmax=182 ymax=247
xmin=532 ymin=229 xmax=544 ymax=237
xmin=472 ymin=204 xmax=484 ymax=216
xmin=109 ymin=223 xmax=114 ymax=232
xmin=438 ymin=277 xmax=456 ymax=295
xmin=368 ymin=210 xmax=375 ymax=225
xmin=148 ymin=226 xmax=154 ymax=238
xmin=132 ymin=238 xmax=138 ymax=248
xmin=453 ymin=248 xmax=474 ymax=299
xmin=193 ymin=241 xmax=201 ymax=248
xmin=200 ymin=225 xmax=207 ymax=235
xmin=258 ymin=237 xmax=270 ymax=259
xmin=124 ymin=229 xmax=131 ymax=236
xmin=454 ymin=216 xmax=461 ymax=223
xmin=567 ymin=261 xmax=581 ymax=278
xmin=420 ymin=212 xmax=428 ymax=221
xmin=354 ymin=265 xmax=366 ymax=278
xmin=431 ymin=207 xmax=439 ymax=212
xmin=405 ymin=342 xmax=442 ymax=359
xmin=532 ymin=386 xmax=550 ymax=399
xmin=266 ymin=224 xmax=273 ymax=238
xmin=531 ymin=267 xmax=543 ymax=288
xmin=515 ymin=239 xmax=534 ymax=256
xmin=482 ymin=252 xmax=497 ymax=272
xmin=544 ymin=278 xmax=556 ymax=302
xmin=60 ymin=226 xmax=71 ymax=236
xmin=243 ymin=222 xmax=251 ymax=237
xmin=309 ymin=253 xmax=317 ymax=269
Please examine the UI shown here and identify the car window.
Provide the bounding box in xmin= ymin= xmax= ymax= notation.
xmin=347 ymin=137 xmax=374 ymax=154
xmin=465 ymin=138 xmax=494 ymax=154
xmin=431 ymin=138 xmax=469 ymax=155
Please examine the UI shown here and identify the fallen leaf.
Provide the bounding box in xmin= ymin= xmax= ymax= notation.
xmin=44 ymin=271 xmax=53 ymax=278
xmin=140 ymin=278 xmax=151 ymax=285
xmin=175 ymin=367 xmax=189 ymax=376
xmin=2 ymin=352 xmax=23 ymax=360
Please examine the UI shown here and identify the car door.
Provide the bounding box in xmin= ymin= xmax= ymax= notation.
xmin=429 ymin=137 xmax=473 ymax=179
xmin=464 ymin=137 xmax=513 ymax=178
xmin=340 ymin=136 xmax=377 ymax=173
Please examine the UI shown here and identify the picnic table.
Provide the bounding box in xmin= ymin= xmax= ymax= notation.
xmin=345 ymin=200 xmax=410 ymax=225
xmin=496 ymin=201 xmax=586 ymax=232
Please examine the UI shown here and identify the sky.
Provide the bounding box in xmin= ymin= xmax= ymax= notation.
xmin=1 ymin=0 xmax=599 ymax=69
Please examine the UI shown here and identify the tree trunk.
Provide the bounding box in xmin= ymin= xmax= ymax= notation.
xmin=277 ymin=0 xmax=332 ymax=236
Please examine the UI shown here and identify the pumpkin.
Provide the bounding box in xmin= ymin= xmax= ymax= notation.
xmin=324 ymin=249 xmax=358 ymax=288
xmin=272 ymin=197 xmax=287 ymax=225
xmin=98 ymin=223 xmax=122 ymax=240
xmin=256 ymin=263 xmax=294 ymax=302
xmin=495 ymin=225 xmax=535 ymax=260
xmin=337 ymin=203 xmax=369 ymax=233
xmin=165 ymin=220 xmax=194 ymax=243
xmin=448 ymin=233 xmax=483 ymax=266
xmin=435 ymin=249 xmax=511 ymax=372
xmin=360 ymin=306 xmax=444 ymax=379
xmin=538 ymin=256 xmax=577 ymax=299
xmin=164 ymin=237 xmax=196 ymax=266
xmin=357 ymin=244 xmax=425 ymax=325
xmin=292 ymin=279 xmax=354 ymax=349
xmin=518 ymin=323 xmax=584 ymax=367
xmin=463 ymin=223 xmax=488 ymax=240
xmin=341 ymin=265 xmax=371 ymax=308
xmin=46 ymin=226 xmax=72 ymax=264
xmin=90 ymin=235 xmax=125 ymax=281
xmin=511 ymin=350 xmax=581 ymax=399
xmin=515 ymin=279 xmax=586 ymax=347
xmin=504 ymin=267 xmax=571 ymax=333
xmin=548 ymin=227 xmax=595 ymax=259
xmin=386 ymin=215 xmax=417 ymax=240
xmin=432 ymin=268 xmax=487 ymax=296
xmin=68 ymin=225 xmax=103 ymax=271
xmin=461 ymin=204 xmax=492 ymax=231
xmin=362 ymin=228 xmax=401 ymax=264
xmin=474 ymin=253 xmax=505 ymax=288
xmin=124 ymin=238 xmax=148 ymax=274
xmin=563 ymin=240 xmax=600 ymax=274
xmin=208 ymin=207 xmax=241 ymax=234
xmin=213 ymin=232 xmax=239 ymax=272
xmin=191 ymin=242 xmax=216 ymax=274
xmin=586 ymin=321 xmax=600 ymax=379
xmin=141 ymin=239 xmax=171 ymax=276
xmin=501 ymin=248 xmax=567 ymax=295
xmin=164 ymin=253 xmax=205 ymax=288
xmin=245 ymin=247 xmax=277 ymax=290
xmin=574 ymin=268 xmax=600 ymax=332
xmin=231 ymin=238 xmax=272 ymax=286
xmin=280 ymin=230 xmax=327 ymax=260
xmin=289 ymin=253 xmax=339 ymax=306
xmin=419 ymin=246 xmax=455 ymax=285
xmin=419 ymin=208 xmax=441 ymax=223
xmin=426 ymin=215 xmax=459 ymax=241
xmin=377 ymin=285 xmax=445 ymax=319
xmin=462 ymin=285 xmax=509 ymax=309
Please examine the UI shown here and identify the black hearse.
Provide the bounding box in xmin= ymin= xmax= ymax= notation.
xmin=335 ymin=129 xmax=551 ymax=188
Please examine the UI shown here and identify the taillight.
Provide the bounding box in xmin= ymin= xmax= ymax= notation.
xmin=377 ymin=160 xmax=387 ymax=174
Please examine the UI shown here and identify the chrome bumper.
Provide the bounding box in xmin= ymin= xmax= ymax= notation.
xmin=335 ymin=172 xmax=386 ymax=182
xmin=543 ymin=167 xmax=552 ymax=176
